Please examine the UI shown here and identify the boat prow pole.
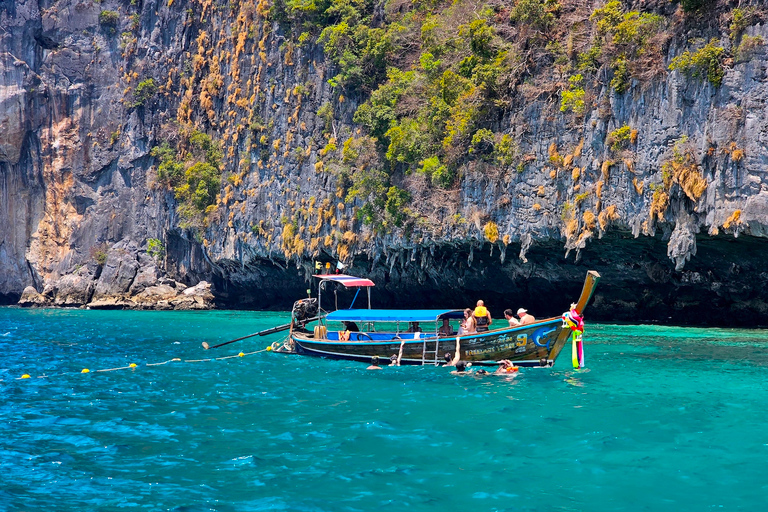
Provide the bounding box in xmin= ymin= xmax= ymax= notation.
xmin=573 ymin=271 xmax=601 ymax=315
xmin=543 ymin=271 xmax=600 ymax=367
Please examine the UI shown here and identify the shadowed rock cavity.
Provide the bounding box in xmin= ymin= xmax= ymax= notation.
xmin=208 ymin=232 xmax=768 ymax=328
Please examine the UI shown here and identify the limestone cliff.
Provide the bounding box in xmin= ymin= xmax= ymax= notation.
xmin=2 ymin=0 xmax=768 ymax=325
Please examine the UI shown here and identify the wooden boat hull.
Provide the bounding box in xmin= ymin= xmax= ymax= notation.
xmin=290 ymin=317 xmax=570 ymax=366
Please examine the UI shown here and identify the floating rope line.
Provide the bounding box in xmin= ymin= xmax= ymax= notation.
xmin=96 ymin=363 xmax=139 ymax=372
xmin=215 ymin=355 xmax=241 ymax=360
xmin=208 ymin=347 xmax=271 ymax=361
xmin=13 ymin=372 xmax=72 ymax=380
xmin=3 ymin=346 xmax=274 ymax=382
xmin=146 ymin=358 xmax=182 ymax=366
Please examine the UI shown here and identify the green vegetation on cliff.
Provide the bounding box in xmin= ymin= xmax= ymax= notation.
xmin=265 ymin=0 xmax=697 ymax=230
xmin=166 ymin=0 xmax=765 ymax=260
xmin=150 ymin=131 xmax=223 ymax=227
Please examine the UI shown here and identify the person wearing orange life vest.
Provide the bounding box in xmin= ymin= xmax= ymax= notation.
xmin=474 ymin=300 xmax=492 ymax=332
xmin=494 ymin=359 xmax=520 ymax=375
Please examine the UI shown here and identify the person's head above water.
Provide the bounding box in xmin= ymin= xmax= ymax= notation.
xmin=455 ymin=361 xmax=467 ymax=372
xmin=444 ymin=352 xmax=452 ymax=363
xmin=371 ymin=356 xmax=379 ymax=365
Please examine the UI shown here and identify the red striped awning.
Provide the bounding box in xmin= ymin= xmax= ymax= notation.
xmin=312 ymin=274 xmax=375 ymax=287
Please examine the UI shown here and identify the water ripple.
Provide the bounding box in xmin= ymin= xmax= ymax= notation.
xmin=2 ymin=310 xmax=768 ymax=511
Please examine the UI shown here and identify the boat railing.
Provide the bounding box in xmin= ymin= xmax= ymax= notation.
xmin=322 ymin=331 xmax=440 ymax=342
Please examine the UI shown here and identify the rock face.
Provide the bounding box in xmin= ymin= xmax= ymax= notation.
xmin=2 ymin=1 xmax=768 ymax=325
xmin=209 ymin=232 xmax=768 ymax=327
xmin=16 ymin=242 xmax=214 ymax=310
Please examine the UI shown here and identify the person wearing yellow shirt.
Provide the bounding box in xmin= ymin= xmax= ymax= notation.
xmin=474 ymin=300 xmax=492 ymax=332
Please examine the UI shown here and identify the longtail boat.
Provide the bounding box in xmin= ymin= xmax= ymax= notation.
xmin=275 ymin=270 xmax=600 ymax=367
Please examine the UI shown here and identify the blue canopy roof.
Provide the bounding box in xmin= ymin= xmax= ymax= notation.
xmin=325 ymin=309 xmax=465 ymax=323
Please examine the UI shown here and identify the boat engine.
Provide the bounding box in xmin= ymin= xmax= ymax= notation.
xmin=292 ymin=298 xmax=318 ymax=321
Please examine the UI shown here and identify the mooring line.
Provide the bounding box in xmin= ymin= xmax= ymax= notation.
xmin=146 ymin=358 xmax=182 ymax=366
xmin=96 ymin=364 xmax=139 ymax=372
xmin=8 ymin=346 xmax=273 ymax=381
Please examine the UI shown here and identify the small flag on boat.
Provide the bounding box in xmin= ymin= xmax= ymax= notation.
xmin=315 ymin=261 xmax=322 ymax=270
xmin=336 ymin=261 xmax=346 ymax=270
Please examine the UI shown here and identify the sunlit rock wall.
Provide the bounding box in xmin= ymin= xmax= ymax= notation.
xmin=2 ymin=0 xmax=768 ymax=324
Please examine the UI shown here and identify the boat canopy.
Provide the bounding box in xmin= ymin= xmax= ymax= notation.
xmin=313 ymin=274 xmax=375 ymax=287
xmin=325 ymin=309 xmax=465 ymax=323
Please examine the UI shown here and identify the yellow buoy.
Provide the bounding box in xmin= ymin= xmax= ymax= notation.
xmin=266 ymin=346 xmax=272 ymax=352
xmin=81 ymin=368 xmax=90 ymax=374
xmin=129 ymin=363 xmax=137 ymax=368
xmin=21 ymin=374 xmax=31 ymax=379
xmin=238 ymin=352 xmax=245 ymax=357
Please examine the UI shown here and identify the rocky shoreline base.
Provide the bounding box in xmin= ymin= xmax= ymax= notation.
xmin=13 ymin=240 xmax=215 ymax=311
xmin=18 ymin=280 xmax=214 ymax=311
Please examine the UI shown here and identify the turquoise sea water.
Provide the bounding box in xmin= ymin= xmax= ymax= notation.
xmin=1 ymin=308 xmax=767 ymax=511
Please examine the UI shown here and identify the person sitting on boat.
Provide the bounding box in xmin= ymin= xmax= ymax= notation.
xmin=367 ymin=356 xmax=382 ymax=370
xmin=494 ymin=359 xmax=520 ymax=375
xmin=504 ymin=309 xmax=521 ymax=327
xmin=438 ymin=318 xmax=455 ymax=336
xmin=459 ymin=308 xmax=477 ymax=335
xmin=338 ymin=321 xmax=359 ymax=342
xmin=517 ymin=308 xmax=536 ymax=325
xmin=407 ymin=322 xmax=422 ymax=333
xmin=474 ymin=300 xmax=492 ymax=332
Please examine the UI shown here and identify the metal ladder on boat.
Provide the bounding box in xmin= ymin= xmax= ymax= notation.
xmin=421 ymin=337 xmax=440 ymax=366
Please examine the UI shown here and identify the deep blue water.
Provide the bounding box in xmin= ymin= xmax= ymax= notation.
xmin=1 ymin=307 xmax=767 ymax=511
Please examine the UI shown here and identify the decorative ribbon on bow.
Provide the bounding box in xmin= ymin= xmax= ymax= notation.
xmin=562 ymin=307 xmax=585 ymax=369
